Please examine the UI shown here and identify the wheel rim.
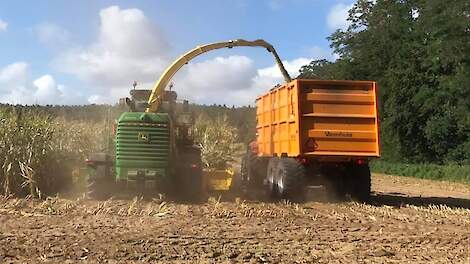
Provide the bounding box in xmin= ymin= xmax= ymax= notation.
xmin=268 ymin=170 xmax=275 ymax=190
xmin=267 ymin=162 xmax=277 ymax=195
xmin=277 ymin=168 xmax=285 ymax=194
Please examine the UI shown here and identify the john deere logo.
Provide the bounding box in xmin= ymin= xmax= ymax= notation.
xmin=138 ymin=132 xmax=150 ymax=143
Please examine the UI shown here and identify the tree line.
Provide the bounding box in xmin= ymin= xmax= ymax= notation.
xmin=299 ymin=0 xmax=469 ymax=165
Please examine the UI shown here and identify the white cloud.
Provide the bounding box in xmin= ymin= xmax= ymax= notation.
xmin=0 ymin=62 xmax=28 ymax=84
xmin=248 ymin=57 xmax=310 ymax=101
xmin=175 ymin=56 xmax=257 ymax=105
xmin=49 ymin=5 xmax=312 ymax=106
xmin=0 ymin=19 xmax=7 ymax=31
xmin=87 ymin=94 xmax=106 ymax=104
xmin=0 ymin=62 xmax=84 ymax=105
xmin=33 ymin=75 xmax=63 ymax=104
xmin=34 ymin=22 xmax=71 ymax=48
xmin=327 ymin=3 xmax=353 ymax=31
xmin=0 ymin=62 xmax=31 ymax=104
xmin=55 ymin=5 xmax=170 ymax=95
xmin=173 ymin=56 xmax=311 ymax=106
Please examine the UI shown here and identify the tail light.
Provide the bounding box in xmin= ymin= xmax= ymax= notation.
xmin=85 ymin=159 xmax=95 ymax=166
xmin=190 ymin=163 xmax=198 ymax=169
xmin=356 ymin=159 xmax=366 ymax=165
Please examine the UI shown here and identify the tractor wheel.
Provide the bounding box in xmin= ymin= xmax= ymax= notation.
xmin=86 ymin=176 xmax=110 ymax=200
xmin=275 ymin=158 xmax=305 ymax=201
xmin=348 ymin=164 xmax=371 ymax=202
xmin=178 ymin=147 xmax=205 ymax=202
xmin=266 ymin=158 xmax=280 ymax=198
xmin=85 ymin=153 xmax=113 ymax=200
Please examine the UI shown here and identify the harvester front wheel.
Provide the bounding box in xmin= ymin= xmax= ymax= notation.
xmin=87 ymin=175 xmax=110 ymax=200
xmin=177 ymin=146 xmax=205 ymax=202
xmin=275 ymin=158 xmax=305 ymax=201
xmin=85 ymin=153 xmax=113 ymax=200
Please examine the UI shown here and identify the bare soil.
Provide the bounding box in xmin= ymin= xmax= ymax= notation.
xmin=0 ymin=174 xmax=469 ymax=263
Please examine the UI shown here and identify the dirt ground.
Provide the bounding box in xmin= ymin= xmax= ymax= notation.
xmin=0 ymin=174 xmax=469 ymax=263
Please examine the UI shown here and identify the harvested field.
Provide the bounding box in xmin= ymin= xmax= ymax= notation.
xmin=0 ymin=174 xmax=469 ymax=263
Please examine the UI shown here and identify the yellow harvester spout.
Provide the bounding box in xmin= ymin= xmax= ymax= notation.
xmin=145 ymin=39 xmax=291 ymax=113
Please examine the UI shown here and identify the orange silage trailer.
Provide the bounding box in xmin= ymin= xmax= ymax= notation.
xmin=241 ymin=79 xmax=380 ymax=201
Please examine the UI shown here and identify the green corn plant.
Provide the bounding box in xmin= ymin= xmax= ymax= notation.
xmin=193 ymin=114 xmax=239 ymax=169
xmin=0 ymin=107 xmax=111 ymax=197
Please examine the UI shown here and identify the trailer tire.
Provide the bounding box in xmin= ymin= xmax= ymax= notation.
xmin=349 ymin=164 xmax=371 ymax=202
xmin=266 ymin=158 xmax=280 ymax=198
xmin=275 ymin=158 xmax=305 ymax=200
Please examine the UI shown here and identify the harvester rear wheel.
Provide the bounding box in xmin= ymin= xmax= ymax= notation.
xmin=275 ymin=158 xmax=305 ymax=201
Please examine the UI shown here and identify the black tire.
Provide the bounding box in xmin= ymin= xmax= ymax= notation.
xmin=177 ymin=147 xmax=205 ymax=202
xmin=244 ymin=151 xmax=265 ymax=187
xmin=266 ymin=158 xmax=280 ymax=198
xmin=85 ymin=153 xmax=113 ymax=200
xmin=230 ymin=170 xmax=243 ymax=193
xmin=240 ymin=155 xmax=249 ymax=188
xmin=87 ymin=176 xmax=110 ymax=200
xmin=275 ymin=158 xmax=305 ymax=200
xmin=329 ymin=170 xmax=347 ymax=200
xmin=348 ymin=164 xmax=371 ymax=202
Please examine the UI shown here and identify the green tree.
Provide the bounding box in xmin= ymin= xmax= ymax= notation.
xmin=300 ymin=0 xmax=470 ymax=164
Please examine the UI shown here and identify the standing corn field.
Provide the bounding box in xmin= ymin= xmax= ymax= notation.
xmin=193 ymin=114 xmax=241 ymax=169
xmin=0 ymin=107 xmax=110 ymax=197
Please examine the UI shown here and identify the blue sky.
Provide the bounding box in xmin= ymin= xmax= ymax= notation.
xmin=0 ymin=0 xmax=355 ymax=106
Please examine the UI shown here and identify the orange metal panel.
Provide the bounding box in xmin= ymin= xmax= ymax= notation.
xmin=309 ymin=103 xmax=374 ymax=116
xmin=308 ymin=130 xmax=376 ymax=141
xmin=305 ymin=117 xmax=376 ymax=131
xmin=255 ymin=79 xmax=379 ymax=159
xmin=306 ymin=92 xmax=375 ymax=104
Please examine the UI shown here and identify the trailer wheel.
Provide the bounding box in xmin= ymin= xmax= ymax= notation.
xmin=275 ymin=158 xmax=305 ymax=200
xmin=349 ymin=164 xmax=371 ymax=202
xmin=266 ymin=158 xmax=280 ymax=198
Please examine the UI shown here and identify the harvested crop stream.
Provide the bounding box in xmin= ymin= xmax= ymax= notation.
xmin=0 ymin=174 xmax=469 ymax=263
